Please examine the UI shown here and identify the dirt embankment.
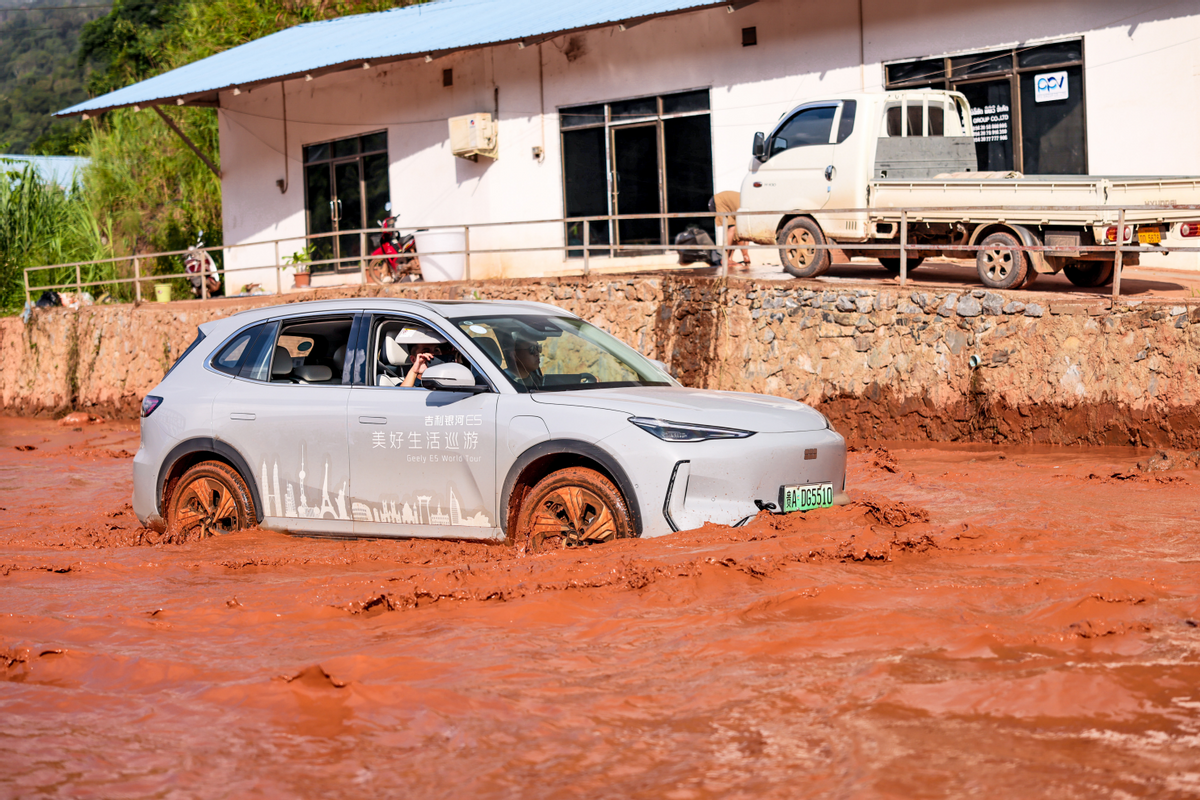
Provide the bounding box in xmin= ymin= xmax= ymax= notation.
xmin=3 ymin=417 xmax=1200 ymax=797
xmin=3 ymin=278 xmax=1200 ymax=445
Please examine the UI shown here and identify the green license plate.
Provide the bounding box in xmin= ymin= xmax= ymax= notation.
xmin=781 ymin=482 xmax=834 ymax=512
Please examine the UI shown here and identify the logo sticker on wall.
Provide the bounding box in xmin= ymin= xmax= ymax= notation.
xmin=1035 ymin=71 xmax=1069 ymax=103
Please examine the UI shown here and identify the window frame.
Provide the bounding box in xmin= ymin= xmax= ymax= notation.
xmin=559 ymin=88 xmax=715 ymax=259
xmin=301 ymin=131 xmax=390 ymax=274
xmin=883 ymin=38 xmax=1087 ymax=173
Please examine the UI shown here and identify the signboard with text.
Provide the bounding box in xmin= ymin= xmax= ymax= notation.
xmin=1035 ymin=71 xmax=1069 ymax=102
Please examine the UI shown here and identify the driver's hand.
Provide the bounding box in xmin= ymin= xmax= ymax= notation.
xmin=412 ymin=352 xmax=433 ymax=375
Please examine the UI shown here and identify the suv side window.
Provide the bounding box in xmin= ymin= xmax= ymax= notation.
xmin=265 ymin=316 xmax=355 ymax=384
xmin=769 ymin=105 xmax=836 ymax=158
xmin=371 ymin=317 xmax=485 ymax=388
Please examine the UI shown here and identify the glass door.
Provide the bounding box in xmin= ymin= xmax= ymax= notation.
xmin=334 ymin=160 xmax=362 ymax=266
xmin=304 ymin=152 xmax=335 ymax=269
xmin=612 ymin=124 xmax=663 ymax=255
xmin=303 ymin=132 xmax=390 ymax=273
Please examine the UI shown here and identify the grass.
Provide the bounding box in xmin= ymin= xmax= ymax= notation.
xmin=0 ymin=159 xmax=116 ymax=312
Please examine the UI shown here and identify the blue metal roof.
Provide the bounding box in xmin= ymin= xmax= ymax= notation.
xmin=57 ymin=0 xmax=729 ymax=116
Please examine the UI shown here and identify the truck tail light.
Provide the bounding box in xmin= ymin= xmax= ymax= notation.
xmin=1105 ymin=226 xmax=1132 ymax=242
xmin=1180 ymin=222 xmax=1200 ymax=238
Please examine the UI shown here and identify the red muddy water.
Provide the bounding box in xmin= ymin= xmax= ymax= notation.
xmin=2 ymin=416 xmax=1200 ymax=798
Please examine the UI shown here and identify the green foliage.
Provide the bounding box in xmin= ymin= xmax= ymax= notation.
xmin=0 ymin=160 xmax=114 ymax=313
xmin=284 ymin=244 xmax=314 ymax=272
xmin=0 ymin=0 xmax=105 ymax=154
xmin=1 ymin=0 xmax=426 ymax=314
xmin=78 ymin=0 xmax=182 ymax=94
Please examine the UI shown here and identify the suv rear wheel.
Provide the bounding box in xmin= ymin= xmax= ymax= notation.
xmin=513 ymin=467 xmax=634 ymax=552
xmin=166 ymin=460 xmax=256 ymax=540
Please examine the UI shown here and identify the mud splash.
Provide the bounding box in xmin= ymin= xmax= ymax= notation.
xmin=2 ymin=417 xmax=1200 ymax=798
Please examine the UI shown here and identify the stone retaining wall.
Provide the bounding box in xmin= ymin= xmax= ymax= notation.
xmin=3 ymin=278 xmax=1198 ymax=446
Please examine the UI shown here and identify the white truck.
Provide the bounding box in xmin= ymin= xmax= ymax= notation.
xmin=737 ymin=90 xmax=1200 ymax=289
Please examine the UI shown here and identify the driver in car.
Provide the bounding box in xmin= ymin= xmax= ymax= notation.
xmin=395 ymin=328 xmax=450 ymax=388
xmin=505 ymin=336 xmax=544 ymax=389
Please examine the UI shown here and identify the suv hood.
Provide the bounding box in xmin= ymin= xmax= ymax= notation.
xmin=531 ymin=387 xmax=829 ymax=433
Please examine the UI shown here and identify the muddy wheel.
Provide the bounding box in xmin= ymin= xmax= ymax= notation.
xmin=976 ymin=231 xmax=1028 ymax=290
xmin=1063 ymin=260 xmax=1114 ymax=287
xmin=777 ymin=217 xmax=830 ymax=279
xmin=366 ymin=257 xmax=393 ymax=285
xmin=879 ymin=256 xmax=924 ymax=274
xmin=166 ymin=461 xmax=255 ymax=539
xmin=514 ymin=467 xmax=634 ymax=551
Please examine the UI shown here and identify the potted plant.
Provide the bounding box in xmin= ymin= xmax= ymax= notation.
xmin=285 ymin=246 xmax=314 ymax=288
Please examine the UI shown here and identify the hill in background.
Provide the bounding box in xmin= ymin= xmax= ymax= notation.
xmin=0 ymin=0 xmax=110 ymax=154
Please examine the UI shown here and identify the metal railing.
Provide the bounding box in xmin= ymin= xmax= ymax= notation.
xmin=22 ymin=204 xmax=1200 ymax=306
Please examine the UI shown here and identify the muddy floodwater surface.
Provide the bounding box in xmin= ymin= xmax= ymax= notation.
xmin=2 ymin=416 xmax=1200 ymax=798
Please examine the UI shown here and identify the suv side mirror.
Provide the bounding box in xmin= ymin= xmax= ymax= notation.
xmin=752 ymin=132 xmax=767 ymax=161
xmin=421 ymin=362 xmax=486 ymax=392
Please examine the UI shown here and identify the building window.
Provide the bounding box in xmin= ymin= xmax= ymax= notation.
xmin=885 ymin=39 xmax=1085 ymax=174
xmin=303 ymin=131 xmax=390 ymax=273
xmin=560 ymin=89 xmax=713 ymax=258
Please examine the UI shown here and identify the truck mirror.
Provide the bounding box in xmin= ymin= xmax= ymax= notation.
xmin=752 ymin=132 xmax=766 ymax=161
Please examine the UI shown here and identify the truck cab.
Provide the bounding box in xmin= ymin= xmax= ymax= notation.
xmin=738 ymin=90 xmax=976 ymax=247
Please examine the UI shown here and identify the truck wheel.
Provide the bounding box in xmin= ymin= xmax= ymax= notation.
xmin=1063 ymin=261 xmax=1114 ymax=287
xmin=777 ymin=218 xmax=831 ymax=278
xmin=879 ymin=256 xmax=924 ymax=274
xmin=513 ymin=467 xmax=634 ymax=552
xmin=976 ymin=232 xmax=1028 ymax=290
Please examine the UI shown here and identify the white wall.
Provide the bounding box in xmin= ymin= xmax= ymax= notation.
xmin=218 ymin=0 xmax=1200 ymax=289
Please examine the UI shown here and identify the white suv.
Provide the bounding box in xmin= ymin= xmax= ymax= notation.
xmin=134 ymin=299 xmax=848 ymax=548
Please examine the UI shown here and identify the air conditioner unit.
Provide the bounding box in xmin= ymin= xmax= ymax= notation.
xmin=448 ymin=112 xmax=498 ymax=161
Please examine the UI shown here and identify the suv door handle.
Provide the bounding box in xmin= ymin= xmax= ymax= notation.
xmin=358 ymin=415 xmax=387 ymax=425
xmin=825 ymin=165 xmax=836 ymax=181
xmin=229 ymin=412 xmax=255 ymax=421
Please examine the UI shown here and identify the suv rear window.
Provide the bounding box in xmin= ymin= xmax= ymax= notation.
xmin=210 ymin=322 xmax=278 ymax=380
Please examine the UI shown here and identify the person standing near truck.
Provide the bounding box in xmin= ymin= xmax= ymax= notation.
xmin=710 ymin=191 xmax=751 ymax=270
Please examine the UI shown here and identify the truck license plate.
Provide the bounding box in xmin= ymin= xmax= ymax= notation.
xmin=781 ymin=483 xmax=834 ymax=513
xmin=1138 ymin=228 xmax=1162 ymax=244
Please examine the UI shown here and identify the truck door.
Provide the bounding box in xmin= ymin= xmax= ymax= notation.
xmin=743 ymin=103 xmax=837 ymax=228
xmin=823 ymin=100 xmax=868 ymax=241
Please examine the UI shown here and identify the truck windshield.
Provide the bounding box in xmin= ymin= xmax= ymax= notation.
xmin=451 ymin=314 xmax=674 ymax=393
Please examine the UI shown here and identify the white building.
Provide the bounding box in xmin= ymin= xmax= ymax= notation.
xmin=61 ymin=0 xmax=1200 ymax=287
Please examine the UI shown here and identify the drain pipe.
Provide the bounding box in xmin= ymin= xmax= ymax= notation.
xmin=276 ymin=81 xmax=289 ymax=194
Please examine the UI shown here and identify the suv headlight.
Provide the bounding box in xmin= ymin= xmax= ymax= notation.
xmin=629 ymin=417 xmax=755 ymax=442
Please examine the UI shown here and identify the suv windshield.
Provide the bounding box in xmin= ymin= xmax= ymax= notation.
xmin=451 ymin=314 xmax=673 ymax=393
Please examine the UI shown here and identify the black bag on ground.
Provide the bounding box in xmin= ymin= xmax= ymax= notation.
xmin=35 ymin=290 xmax=61 ymax=308
xmin=674 ymin=226 xmax=721 ymax=266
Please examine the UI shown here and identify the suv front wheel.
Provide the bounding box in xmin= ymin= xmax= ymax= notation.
xmin=513 ymin=467 xmax=634 ymax=551
xmin=166 ymin=460 xmax=256 ymax=540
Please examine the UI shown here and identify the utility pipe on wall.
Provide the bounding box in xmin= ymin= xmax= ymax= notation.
xmin=276 ymin=81 xmax=289 ymax=194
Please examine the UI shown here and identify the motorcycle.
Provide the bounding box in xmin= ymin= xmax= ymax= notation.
xmin=184 ymin=231 xmax=221 ymax=298
xmin=367 ymin=204 xmax=421 ymax=284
